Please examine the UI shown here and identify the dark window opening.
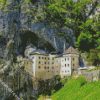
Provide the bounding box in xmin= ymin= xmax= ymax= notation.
xmin=38 ymin=66 xmax=41 ymax=69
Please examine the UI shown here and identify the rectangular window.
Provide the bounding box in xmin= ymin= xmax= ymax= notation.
xmin=39 ymin=61 xmax=41 ymax=64
xmin=38 ymin=66 xmax=41 ymax=69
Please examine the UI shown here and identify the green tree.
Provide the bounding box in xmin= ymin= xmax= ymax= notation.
xmin=42 ymin=0 xmax=100 ymax=50
xmin=43 ymin=0 xmax=99 ymax=37
xmin=77 ymin=32 xmax=96 ymax=51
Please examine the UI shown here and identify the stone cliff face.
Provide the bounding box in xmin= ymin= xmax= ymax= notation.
xmin=0 ymin=0 xmax=75 ymax=99
xmin=0 ymin=0 xmax=21 ymax=59
xmin=0 ymin=0 xmax=75 ymax=59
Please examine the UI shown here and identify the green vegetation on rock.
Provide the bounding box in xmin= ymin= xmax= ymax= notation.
xmin=52 ymin=77 xmax=100 ymax=100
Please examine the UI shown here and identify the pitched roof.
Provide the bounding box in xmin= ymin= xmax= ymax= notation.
xmin=64 ymin=46 xmax=79 ymax=54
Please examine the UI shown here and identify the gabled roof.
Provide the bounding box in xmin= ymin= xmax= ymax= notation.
xmin=64 ymin=46 xmax=79 ymax=54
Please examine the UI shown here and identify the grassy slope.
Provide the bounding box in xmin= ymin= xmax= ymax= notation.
xmin=52 ymin=77 xmax=100 ymax=100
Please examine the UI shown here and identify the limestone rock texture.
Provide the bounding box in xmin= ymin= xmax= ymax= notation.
xmin=0 ymin=0 xmax=75 ymax=99
xmin=0 ymin=0 xmax=75 ymax=59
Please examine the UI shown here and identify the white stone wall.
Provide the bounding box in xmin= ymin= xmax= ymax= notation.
xmin=60 ymin=55 xmax=72 ymax=78
xmin=60 ymin=54 xmax=79 ymax=78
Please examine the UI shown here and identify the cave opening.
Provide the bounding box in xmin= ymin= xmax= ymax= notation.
xmin=19 ymin=30 xmax=55 ymax=56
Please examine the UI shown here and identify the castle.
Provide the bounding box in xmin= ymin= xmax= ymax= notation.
xmin=18 ymin=46 xmax=80 ymax=79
